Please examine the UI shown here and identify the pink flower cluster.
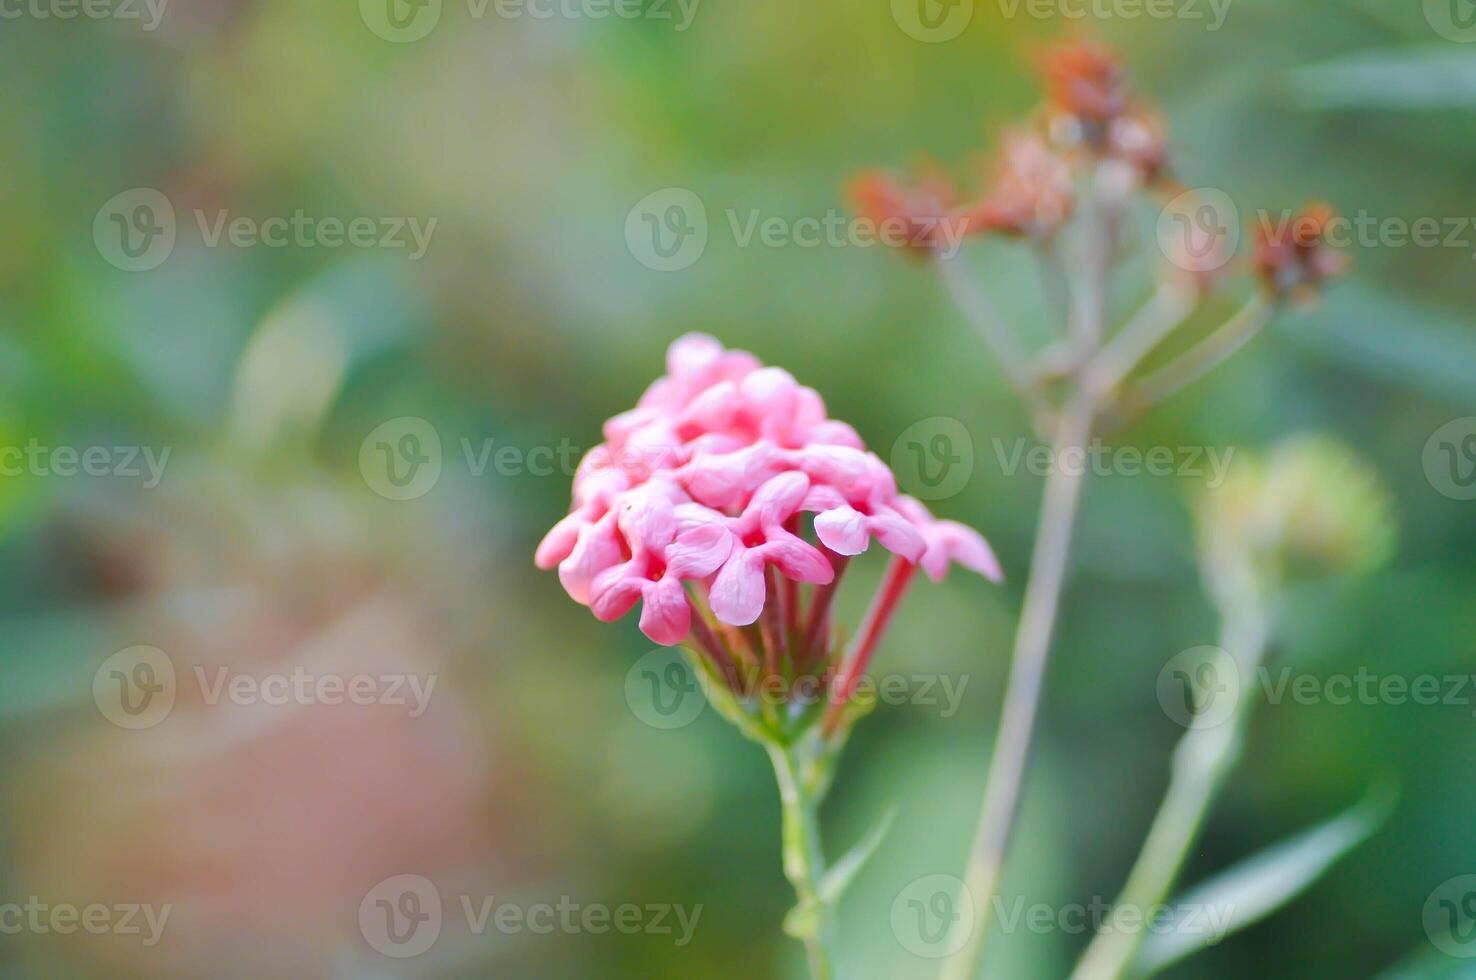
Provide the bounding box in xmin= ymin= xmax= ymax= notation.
xmin=535 ymin=334 xmax=1002 ymax=645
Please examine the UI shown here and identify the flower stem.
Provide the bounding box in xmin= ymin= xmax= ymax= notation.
xmin=941 ymin=392 xmax=1096 ymax=980
xmin=768 ymin=738 xmax=838 ymax=980
xmin=1069 ymin=603 xmax=1268 ymax=980
xmin=822 ymin=557 xmax=918 ymax=737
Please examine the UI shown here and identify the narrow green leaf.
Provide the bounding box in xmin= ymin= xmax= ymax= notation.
xmin=818 ymin=807 xmax=896 ymax=905
xmin=1287 ymin=46 xmax=1476 ymax=110
xmin=1134 ymin=785 xmax=1396 ymax=976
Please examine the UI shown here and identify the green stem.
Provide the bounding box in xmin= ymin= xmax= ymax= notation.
xmin=1069 ymin=601 xmax=1269 ymax=980
xmin=940 ymin=392 xmax=1097 ymax=980
xmin=768 ymin=737 xmax=839 ymax=980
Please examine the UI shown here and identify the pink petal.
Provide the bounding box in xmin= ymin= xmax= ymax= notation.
xmin=639 ymin=578 xmax=691 ymax=645
xmin=761 ymin=533 xmax=835 ymax=585
xmin=749 ymin=471 xmax=810 ymax=527
xmin=588 ymin=567 xmax=646 ymax=622
xmin=708 ymin=550 xmax=768 ymax=626
xmin=870 ymin=507 xmax=927 ymax=564
xmin=667 ymin=333 xmax=726 ymax=379
xmin=535 ymin=511 xmax=585 ymax=570
xmin=558 ymin=517 xmax=624 ymax=605
xmin=666 ymin=522 xmax=733 ymax=579
xmin=814 ymin=505 xmax=869 ymax=556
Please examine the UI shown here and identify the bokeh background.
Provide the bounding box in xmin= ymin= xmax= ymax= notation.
xmin=2 ymin=1 xmax=1474 ymax=977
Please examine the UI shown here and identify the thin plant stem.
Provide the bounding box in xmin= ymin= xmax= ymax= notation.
xmin=685 ymin=603 xmax=741 ymax=692
xmin=802 ymin=555 xmax=850 ymax=665
xmin=936 ymin=253 xmax=1053 ymax=430
xmin=768 ymin=738 xmax=838 ymax=980
xmin=1069 ymin=604 xmax=1269 ymax=980
xmin=1132 ymin=294 xmax=1272 ymax=407
xmin=822 ymin=557 xmax=918 ymax=736
xmin=1085 ymin=283 xmax=1196 ymax=399
xmin=940 ymin=392 xmax=1096 ymax=980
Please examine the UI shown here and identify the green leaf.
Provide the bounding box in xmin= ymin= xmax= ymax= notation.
xmin=1134 ymin=785 xmax=1396 ymax=976
xmin=1375 ymin=941 xmax=1476 ymax=979
xmin=818 ymin=807 xmax=896 ymax=905
xmin=1287 ymin=46 xmax=1476 ymax=110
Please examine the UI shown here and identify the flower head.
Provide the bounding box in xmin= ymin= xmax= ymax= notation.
xmin=844 ymin=165 xmax=965 ymax=256
xmin=537 ymin=335 xmax=1000 ymax=657
xmin=1040 ymin=39 xmax=1128 ymax=136
xmin=963 ymin=130 xmax=1075 ymax=239
xmin=1254 ymin=202 xmax=1349 ymax=300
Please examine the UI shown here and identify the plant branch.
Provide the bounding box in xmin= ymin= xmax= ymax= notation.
xmin=1069 ymin=602 xmax=1269 ymax=980
xmin=936 ymin=252 xmax=1053 ymax=431
xmin=769 ymin=738 xmax=839 ymax=980
xmin=1130 ymin=294 xmax=1273 ymax=408
xmin=940 ymin=392 xmax=1096 ymax=980
xmin=1085 ymin=283 xmax=1197 ymax=401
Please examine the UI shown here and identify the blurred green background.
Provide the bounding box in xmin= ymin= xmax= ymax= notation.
xmin=2 ymin=1 xmax=1474 ymax=977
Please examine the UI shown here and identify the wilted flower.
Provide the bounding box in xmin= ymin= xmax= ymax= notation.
xmin=536 ymin=334 xmax=1000 ymax=720
xmin=1040 ymin=39 xmax=1128 ymax=142
xmin=964 ymin=131 xmax=1074 ymax=239
xmin=843 ymin=165 xmax=961 ymax=255
xmin=1254 ymin=202 xmax=1349 ymax=300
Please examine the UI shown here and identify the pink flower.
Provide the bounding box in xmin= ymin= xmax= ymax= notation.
xmin=536 ymin=335 xmax=1000 ymax=662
